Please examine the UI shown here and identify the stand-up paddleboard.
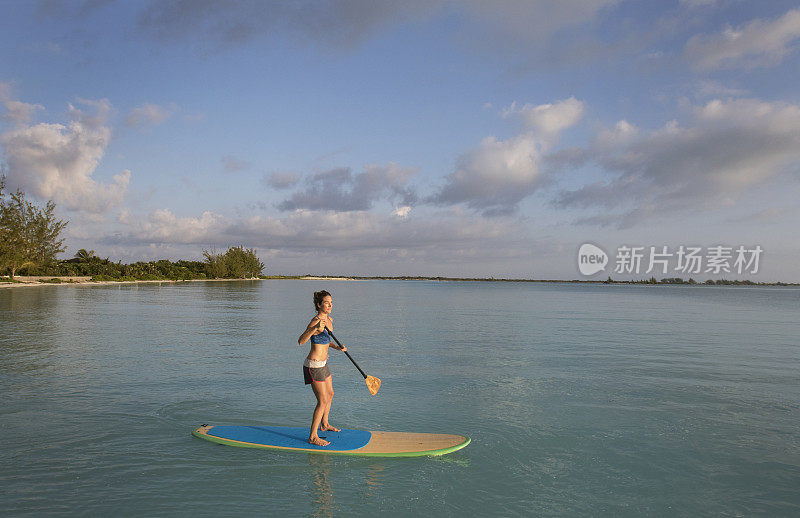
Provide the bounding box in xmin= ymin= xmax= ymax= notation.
xmin=192 ymin=425 xmax=470 ymax=457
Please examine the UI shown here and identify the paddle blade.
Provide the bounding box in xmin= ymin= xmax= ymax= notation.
xmin=365 ymin=375 xmax=381 ymax=395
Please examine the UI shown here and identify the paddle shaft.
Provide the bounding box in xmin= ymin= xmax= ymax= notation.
xmin=326 ymin=330 xmax=368 ymax=380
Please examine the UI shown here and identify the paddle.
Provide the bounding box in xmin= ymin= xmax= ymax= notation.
xmin=326 ymin=329 xmax=381 ymax=395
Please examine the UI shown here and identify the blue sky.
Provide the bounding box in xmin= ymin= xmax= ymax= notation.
xmin=2 ymin=0 xmax=799 ymax=281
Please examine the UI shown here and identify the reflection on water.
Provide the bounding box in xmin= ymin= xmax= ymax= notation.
xmin=307 ymin=454 xmax=389 ymax=517
xmin=308 ymin=455 xmax=335 ymax=518
xmin=364 ymin=462 xmax=385 ymax=490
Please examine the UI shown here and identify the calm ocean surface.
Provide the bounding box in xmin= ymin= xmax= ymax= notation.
xmin=1 ymin=280 xmax=799 ymax=516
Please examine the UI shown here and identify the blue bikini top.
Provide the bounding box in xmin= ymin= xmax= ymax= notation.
xmin=310 ymin=316 xmax=333 ymax=345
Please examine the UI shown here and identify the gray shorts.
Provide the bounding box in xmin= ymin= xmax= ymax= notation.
xmin=303 ymin=364 xmax=331 ymax=384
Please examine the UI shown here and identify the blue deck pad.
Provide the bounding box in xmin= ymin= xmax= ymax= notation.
xmin=207 ymin=426 xmax=372 ymax=451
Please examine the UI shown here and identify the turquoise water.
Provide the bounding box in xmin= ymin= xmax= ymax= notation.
xmin=1 ymin=280 xmax=799 ymax=516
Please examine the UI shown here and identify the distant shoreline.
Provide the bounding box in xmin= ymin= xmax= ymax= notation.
xmin=2 ymin=275 xmax=795 ymax=289
xmin=293 ymin=275 xmax=798 ymax=286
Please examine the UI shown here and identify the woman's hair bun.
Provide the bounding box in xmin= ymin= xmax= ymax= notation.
xmin=313 ymin=290 xmax=331 ymax=310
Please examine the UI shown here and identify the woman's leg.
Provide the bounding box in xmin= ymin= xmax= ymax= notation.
xmin=309 ymin=380 xmax=331 ymax=446
xmin=320 ymin=376 xmax=340 ymax=432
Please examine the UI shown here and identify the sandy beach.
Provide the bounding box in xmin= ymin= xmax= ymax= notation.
xmin=298 ymin=276 xmax=359 ymax=281
xmin=0 ymin=276 xmax=266 ymax=289
xmin=0 ymin=275 xmax=366 ymax=289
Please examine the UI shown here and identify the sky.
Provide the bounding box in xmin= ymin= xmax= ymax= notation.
xmin=1 ymin=0 xmax=800 ymax=281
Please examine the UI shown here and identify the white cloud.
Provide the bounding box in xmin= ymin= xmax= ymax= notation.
xmin=554 ymin=98 xmax=800 ymax=226
xmin=432 ymin=98 xmax=584 ymax=215
xmin=594 ymin=120 xmax=638 ymax=149
xmin=1 ymin=82 xmax=45 ymax=126
xmin=684 ymin=8 xmax=800 ymax=70
xmin=1 ymin=98 xmax=130 ymax=213
xmin=432 ymin=135 xmax=541 ymax=215
xmin=126 ymin=102 xmax=178 ymax=128
xmin=503 ymin=97 xmax=584 ymax=144
xmin=392 ymin=205 xmax=411 ymax=219
xmin=3 ymin=100 xmax=45 ymax=126
xmin=102 ymin=206 xmax=519 ymax=263
xmin=278 ymin=163 xmax=418 ymax=212
xmin=696 ymin=80 xmax=748 ymax=98
xmin=68 ymin=98 xmax=113 ymax=128
xmin=121 ymin=208 xmax=227 ymax=244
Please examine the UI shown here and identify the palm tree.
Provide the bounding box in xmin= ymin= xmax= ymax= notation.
xmin=74 ymin=249 xmax=96 ymax=261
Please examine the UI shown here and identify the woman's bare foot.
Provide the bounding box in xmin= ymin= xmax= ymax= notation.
xmin=320 ymin=424 xmax=341 ymax=432
xmin=309 ymin=436 xmax=330 ymax=446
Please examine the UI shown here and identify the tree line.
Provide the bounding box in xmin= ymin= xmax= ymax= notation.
xmin=51 ymin=248 xmax=263 ymax=281
xmin=1 ymin=177 xmax=264 ymax=281
xmin=0 ymin=177 xmax=67 ymax=278
xmin=604 ymin=276 xmax=762 ymax=285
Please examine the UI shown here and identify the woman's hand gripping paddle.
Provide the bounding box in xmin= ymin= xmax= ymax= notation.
xmin=327 ymin=330 xmax=381 ymax=395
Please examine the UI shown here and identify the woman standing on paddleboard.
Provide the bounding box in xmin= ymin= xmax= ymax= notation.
xmin=298 ymin=290 xmax=347 ymax=446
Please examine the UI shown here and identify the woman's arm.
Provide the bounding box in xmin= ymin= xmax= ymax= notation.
xmin=298 ymin=316 xmax=326 ymax=345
